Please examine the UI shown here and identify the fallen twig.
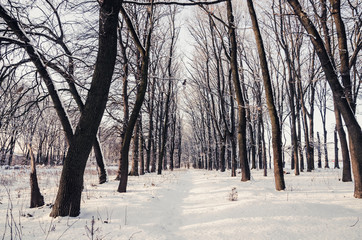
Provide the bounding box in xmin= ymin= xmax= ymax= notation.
xmin=350 ymin=217 xmax=359 ymax=227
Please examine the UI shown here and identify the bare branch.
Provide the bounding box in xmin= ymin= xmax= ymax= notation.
xmin=122 ymin=0 xmax=226 ymax=6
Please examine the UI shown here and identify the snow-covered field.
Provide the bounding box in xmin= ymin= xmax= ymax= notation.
xmin=1 ymin=166 xmax=361 ymax=240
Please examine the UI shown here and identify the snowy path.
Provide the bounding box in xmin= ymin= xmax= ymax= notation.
xmin=1 ymin=167 xmax=362 ymax=240
xmin=120 ymin=169 xmax=362 ymax=240
xmin=121 ymin=169 xmax=242 ymax=240
xmin=126 ymin=170 xmax=213 ymax=239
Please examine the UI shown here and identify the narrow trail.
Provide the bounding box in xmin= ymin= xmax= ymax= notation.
xmin=128 ymin=170 xmax=195 ymax=239
xmin=127 ymin=170 xmax=237 ymax=240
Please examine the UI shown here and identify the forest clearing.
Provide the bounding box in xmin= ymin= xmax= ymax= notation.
xmin=1 ymin=166 xmax=361 ymax=240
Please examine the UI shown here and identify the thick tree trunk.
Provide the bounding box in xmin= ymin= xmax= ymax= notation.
xmin=49 ymin=0 xmax=120 ymax=217
xmin=247 ymin=0 xmax=285 ymax=189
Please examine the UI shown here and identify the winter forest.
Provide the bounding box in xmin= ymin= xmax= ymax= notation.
xmin=0 ymin=0 xmax=361 ymax=239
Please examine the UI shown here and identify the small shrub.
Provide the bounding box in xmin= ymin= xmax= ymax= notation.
xmin=229 ymin=187 xmax=238 ymax=201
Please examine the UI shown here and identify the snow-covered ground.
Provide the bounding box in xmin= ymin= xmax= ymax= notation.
xmin=1 ymin=166 xmax=361 ymax=239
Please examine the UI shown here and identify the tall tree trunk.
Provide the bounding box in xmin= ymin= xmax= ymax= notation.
xmin=226 ymin=0 xmax=250 ymax=182
xmin=118 ymin=3 xmax=153 ymax=192
xmin=330 ymin=0 xmax=354 ymax=182
xmin=158 ymin=80 xmax=172 ymax=174
xmin=247 ymin=0 xmax=285 ymax=189
xmin=52 ymin=0 xmax=120 ymax=216
xmin=115 ymin=24 xmax=130 ymax=180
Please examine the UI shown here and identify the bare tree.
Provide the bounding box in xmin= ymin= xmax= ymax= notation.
xmin=118 ymin=1 xmax=154 ymax=193
xmin=287 ymin=0 xmax=362 ymax=198
xmin=246 ymin=0 xmax=285 ymax=190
